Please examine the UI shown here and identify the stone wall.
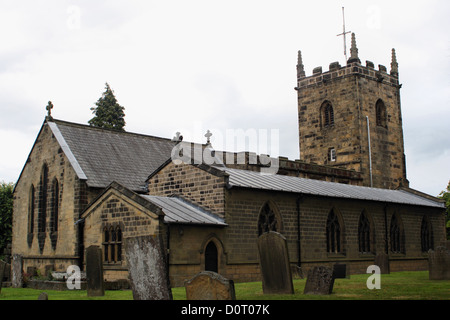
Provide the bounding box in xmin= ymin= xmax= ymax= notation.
xmin=82 ymin=188 xmax=162 ymax=281
xmin=12 ymin=121 xmax=87 ymax=274
xmin=221 ymin=187 xmax=445 ymax=282
xmin=147 ymin=162 xmax=227 ymax=218
xmin=296 ymin=61 xmax=407 ymax=189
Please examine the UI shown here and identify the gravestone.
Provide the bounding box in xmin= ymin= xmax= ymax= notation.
xmin=257 ymin=231 xmax=294 ymax=294
xmin=374 ymin=252 xmax=390 ymax=274
xmin=125 ymin=235 xmax=172 ymax=300
xmin=185 ymin=271 xmax=236 ymax=300
xmin=332 ymin=263 xmax=350 ymax=279
xmin=428 ymin=246 xmax=450 ymax=280
xmin=11 ymin=254 xmax=23 ymax=288
xmin=304 ymin=266 xmax=335 ymax=295
xmin=38 ymin=292 xmax=49 ymax=300
xmin=0 ymin=260 xmax=6 ymax=293
xmin=85 ymin=246 xmax=105 ymax=297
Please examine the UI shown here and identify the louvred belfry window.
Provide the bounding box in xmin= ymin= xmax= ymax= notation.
xmin=323 ymin=102 xmax=334 ymax=127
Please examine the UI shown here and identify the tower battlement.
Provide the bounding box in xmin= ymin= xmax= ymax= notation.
xmin=295 ymin=34 xmax=407 ymax=189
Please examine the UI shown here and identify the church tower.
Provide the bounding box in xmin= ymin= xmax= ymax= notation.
xmin=295 ymin=34 xmax=408 ymax=189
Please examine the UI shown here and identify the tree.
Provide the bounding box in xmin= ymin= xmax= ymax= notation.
xmin=88 ymin=83 xmax=126 ymax=131
xmin=438 ymin=181 xmax=450 ymax=240
xmin=0 ymin=181 xmax=14 ymax=256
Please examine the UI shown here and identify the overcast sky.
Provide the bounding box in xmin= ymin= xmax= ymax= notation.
xmin=0 ymin=0 xmax=449 ymax=196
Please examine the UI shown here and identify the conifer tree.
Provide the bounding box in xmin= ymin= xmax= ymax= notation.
xmin=88 ymin=83 xmax=126 ymax=131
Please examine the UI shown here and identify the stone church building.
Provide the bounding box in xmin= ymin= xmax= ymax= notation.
xmin=12 ymin=35 xmax=446 ymax=287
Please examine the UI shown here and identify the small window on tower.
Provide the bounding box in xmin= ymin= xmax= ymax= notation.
xmin=321 ymin=101 xmax=334 ymax=128
xmin=328 ymin=148 xmax=336 ymax=162
xmin=376 ymin=99 xmax=387 ymax=128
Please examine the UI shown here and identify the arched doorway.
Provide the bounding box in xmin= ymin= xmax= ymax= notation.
xmin=205 ymin=241 xmax=218 ymax=273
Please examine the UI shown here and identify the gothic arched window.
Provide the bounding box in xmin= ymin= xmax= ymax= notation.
xmin=376 ymin=99 xmax=387 ymax=128
xmin=38 ymin=164 xmax=48 ymax=234
xmin=27 ymin=184 xmax=35 ymax=247
xmin=326 ymin=209 xmax=342 ymax=253
xmin=358 ymin=211 xmax=372 ymax=253
xmin=390 ymin=213 xmax=404 ymax=254
xmin=421 ymin=216 xmax=433 ymax=252
xmin=322 ymin=101 xmax=334 ymax=128
xmin=50 ymin=178 xmax=59 ymax=233
xmin=258 ymin=202 xmax=278 ymax=236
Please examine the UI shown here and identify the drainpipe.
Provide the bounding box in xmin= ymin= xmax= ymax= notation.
xmin=366 ymin=116 xmax=373 ymax=187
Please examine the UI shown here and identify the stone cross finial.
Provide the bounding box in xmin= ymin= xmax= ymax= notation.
xmin=205 ymin=130 xmax=212 ymax=145
xmin=390 ymin=48 xmax=399 ymax=77
xmin=172 ymin=132 xmax=183 ymax=142
xmin=347 ymin=33 xmax=361 ymax=64
xmin=297 ymin=50 xmax=305 ymax=79
xmin=46 ymin=101 xmax=54 ymax=120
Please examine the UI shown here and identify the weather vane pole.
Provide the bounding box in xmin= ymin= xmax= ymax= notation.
xmin=337 ymin=7 xmax=351 ymax=62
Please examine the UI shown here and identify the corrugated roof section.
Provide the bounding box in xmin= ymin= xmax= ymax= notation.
xmin=49 ymin=119 xmax=175 ymax=191
xmin=141 ymin=195 xmax=227 ymax=226
xmin=219 ymin=167 xmax=444 ymax=209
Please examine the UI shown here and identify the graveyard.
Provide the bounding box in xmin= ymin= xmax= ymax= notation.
xmin=0 ymin=271 xmax=448 ymax=300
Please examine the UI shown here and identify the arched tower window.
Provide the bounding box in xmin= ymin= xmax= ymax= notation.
xmin=358 ymin=211 xmax=372 ymax=253
xmin=205 ymin=241 xmax=218 ymax=273
xmin=390 ymin=213 xmax=404 ymax=254
xmin=421 ymin=216 xmax=434 ymax=252
xmin=326 ymin=209 xmax=343 ymax=254
xmin=322 ymin=101 xmax=334 ymax=128
xmin=376 ymin=99 xmax=387 ymax=128
xmin=258 ymin=202 xmax=278 ymax=236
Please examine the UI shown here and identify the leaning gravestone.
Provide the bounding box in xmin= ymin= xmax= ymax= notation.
xmin=428 ymin=246 xmax=450 ymax=280
xmin=11 ymin=254 xmax=23 ymax=288
xmin=257 ymin=231 xmax=294 ymax=294
xmin=85 ymin=246 xmax=105 ymax=297
xmin=125 ymin=235 xmax=172 ymax=300
xmin=0 ymin=260 xmax=6 ymax=293
xmin=374 ymin=252 xmax=390 ymax=274
xmin=304 ymin=266 xmax=335 ymax=295
xmin=185 ymin=271 xmax=236 ymax=300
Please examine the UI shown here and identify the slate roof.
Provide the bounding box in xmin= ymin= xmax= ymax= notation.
xmin=216 ymin=167 xmax=445 ymax=209
xmin=141 ymin=195 xmax=227 ymax=226
xmin=48 ymin=119 xmax=176 ymax=192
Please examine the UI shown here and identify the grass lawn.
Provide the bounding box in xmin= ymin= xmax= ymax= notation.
xmin=0 ymin=271 xmax=448 ymax=300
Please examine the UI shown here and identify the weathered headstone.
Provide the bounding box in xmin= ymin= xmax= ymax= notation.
xmin=85 ymin=245 xmax=105 ymax=297
xmin=185 ymin=271 xmax=236 ymax=300
xmin=428 ymin=246 xmax=450 ymax=280
xmin=11 ymin=254 xmax=23 ymax=288
xmin=332 ymin=263 xmax=350 ymax=279
xmin=257 ymin=231 xmax=294 ymax=294
xmin=0 ymin=260 xmax=6 ymax=293
xmin=125 ymin=235 xmax=172 ymax=300
xmin=304 ymin=266 xmax=335 ymax=295
xmin=374 ymin=252 xmax=390 ymax=274
xmin=38 ymin=292 xmax=49 ymax=300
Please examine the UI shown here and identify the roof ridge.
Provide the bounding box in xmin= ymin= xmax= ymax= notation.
xmin=50 ymin=118 xmax=174 ymax=142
